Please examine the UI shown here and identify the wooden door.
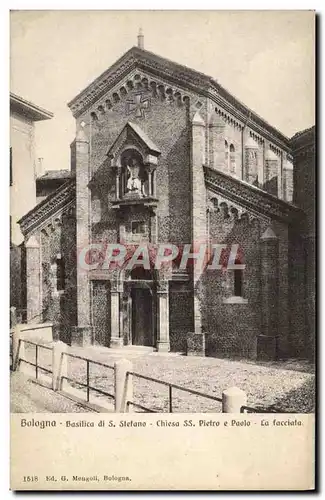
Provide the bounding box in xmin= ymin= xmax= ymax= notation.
xmin=131 ymin=287 xmax=152 ymax=346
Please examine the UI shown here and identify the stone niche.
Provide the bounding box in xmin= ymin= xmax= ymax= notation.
xmin=107 ymin=121 xmax=161 ymax=207
xmin=107 ymin=121 xmax=162 ymax=243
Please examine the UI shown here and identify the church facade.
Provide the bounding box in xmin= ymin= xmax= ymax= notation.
xmin=18 ymin=42 xmax=315 ymax=360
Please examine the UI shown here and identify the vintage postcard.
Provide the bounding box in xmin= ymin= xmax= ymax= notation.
xmin=10 ymin=10 xmax=315 ymax=491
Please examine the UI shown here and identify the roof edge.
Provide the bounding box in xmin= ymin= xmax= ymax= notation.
xmin=67 ymin=47 xmax=137 ymax=109
xmin=290 ymin=125 xmax=315 ymax=149
xmin=18 ymin=178 xmax=75 ymax=235
xmin=10 ymin=92 xmax=54 ymax=121
xmin=66 ymin=46 xmax=291 ymax=149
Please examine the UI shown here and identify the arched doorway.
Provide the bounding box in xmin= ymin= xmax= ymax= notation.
xmin=117 ymin=266 xmax=156 ymax=347
xmin=129 ymin=267 xmax=154 ymax=346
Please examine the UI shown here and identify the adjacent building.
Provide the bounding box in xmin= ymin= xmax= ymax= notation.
xmin=10 ymin=92 xmax=53 ymax=317
xmin=290 ymin=126 xmax=316 ymax=359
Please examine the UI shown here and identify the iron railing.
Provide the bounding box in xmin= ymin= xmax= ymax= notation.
xmin=241 ymin=405 xmax=269 ymax=413
xmin=13 ymin=337 xmax=292 ymax=413
xmin=19 ymin=339 xmax=53 ymax=379
xmin=61 ymin=352 xmax=114 ymax=403
xmin=126 ymin=370 xmax=223 ymax=413
xmin=241 ymin=405 xmax=295 ymax=413
xmin=126 ymin=372 xmax=290 ymax=414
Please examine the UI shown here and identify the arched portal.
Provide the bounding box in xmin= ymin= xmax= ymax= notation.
xmin=129 ymin=266 xmax=154 ymax=346
xmin=118 ymin=265 xmax=157 ymax=348
xmin=108 ymin=264 xmax=169 ymax=352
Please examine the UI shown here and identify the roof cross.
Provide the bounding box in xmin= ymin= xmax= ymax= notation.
xmin=126 ymin=93 xmax=150 ymax=119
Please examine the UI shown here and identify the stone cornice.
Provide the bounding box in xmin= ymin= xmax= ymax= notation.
xmin=67 ymin=46 xmax=290 ymax=151
xmin=204 ymin=166 xmax=304 ymax=223
xmin=18 ymin=179 xmax=76 ymax=236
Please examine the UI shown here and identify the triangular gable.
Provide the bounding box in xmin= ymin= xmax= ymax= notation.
xmin=107 ymin=121 xmax=161 ymax=161
xmin=67 ymin=46 xmax=290 ymax=150
xmin=68 ymin=46 xmax=210 ymax=116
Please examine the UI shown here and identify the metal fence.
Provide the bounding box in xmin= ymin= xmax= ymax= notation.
xmin=241 ymin=405 xmax=295 ymax=414
xmin=18 ymin=339 xmax=53 ymax=380
xmin=61 ymin=352 xmax=115 ymax=403
xmin=126 ymin=370 xmax=223 ymax=413
xmin=12 ymin=335 xmax=288 ymax=414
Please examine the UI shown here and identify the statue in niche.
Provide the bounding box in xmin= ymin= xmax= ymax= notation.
xmin=122 ymin=151 xmax=148 ymax=198
xmin=126 ymin=158 xmax=143 ymax=194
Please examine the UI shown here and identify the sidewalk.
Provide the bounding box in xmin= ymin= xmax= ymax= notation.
xmin=10 ymin=372 xmax=94 ymax=413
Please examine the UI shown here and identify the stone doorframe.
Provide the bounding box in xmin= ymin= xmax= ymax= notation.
xmin=109 ymin=268 xmax=170 ymax=352
xmin=122 ymin=280 xmax=155 ymax=347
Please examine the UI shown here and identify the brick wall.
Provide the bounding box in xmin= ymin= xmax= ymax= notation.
xmin=70 ymin=69 xmax=298 ymax=354
xmin=288 ymin=228 xmax=306 ymax=357
xmin=273 ymin=220 xmax=289 ymax=357
xmin=202 ymin=197 xmax=291 ymax=359
xmin=79 ymin=90 xmax=191 ymax=247
xmin=169 ymin=282 xmax=193 ymax=352
xmin=40 ymin=210 xmax=76 ymax=343
xmin=75 ymin=82 xmax=193 ymax=342
xmin=290 ymin=128 xmax=315 ymax=360
xmin=203 ymin=208 xmax=265 ymax=358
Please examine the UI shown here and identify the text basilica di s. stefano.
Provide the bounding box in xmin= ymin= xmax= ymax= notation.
xmin=18 ymin=34 xmax=315 ymax=361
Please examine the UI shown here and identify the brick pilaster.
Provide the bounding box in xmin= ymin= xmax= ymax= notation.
xmin=260 ymin=227 xmax=279 ymax=339
xmin=283 ymin=160 xmax=293 ymax=202
xmin=25 ymin=234 xmax=41 ymax=322
xmin=208 ymin=112 xmax=226 ymax=172
xmin=74 ymin=122 xmax=92 ymax=345
xmin=156 ymin=280 xmax=170 ymax=352
xmin=244 ymin=137 xmax=259 ymax=184
xmin=110 ymin=281 xmax=124 ymax=348
xmin=191 ymin=111 xmax=207 ymax=335
xmin=265 ymin=149 xmax=279 ymax=196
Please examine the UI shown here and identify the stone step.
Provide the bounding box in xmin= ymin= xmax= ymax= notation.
xmin=119 ymin=345 xmax=155 ymax=352
xmin=75 ymin=344 xmax=155 ymax=359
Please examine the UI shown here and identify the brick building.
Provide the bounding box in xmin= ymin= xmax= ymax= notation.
xmin=290 ymin=126 xmax=316 ymax=360
xmin=18 ymin=40 xmax=315 ymax=359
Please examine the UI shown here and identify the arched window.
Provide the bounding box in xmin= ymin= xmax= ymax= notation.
xmin=50 ymin=255 xmax=65 ymax=293
xmin=233 ymin=255 xmax=244 ymax=297
xmin=230 ymin=144 xmax=236 ymax=173
xmin=56 ymin=256 xmax=65 ymax=291
xmin=234 ymin=269 xmax=243 ymax=296
xmin=222 ymin=255 xmax=245 ymax=300
xmin=225 ymin=140 xmax=229 ymax=170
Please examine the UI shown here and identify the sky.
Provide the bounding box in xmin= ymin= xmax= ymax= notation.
xmin=10 ymin=10 xmax=315 ymax=172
